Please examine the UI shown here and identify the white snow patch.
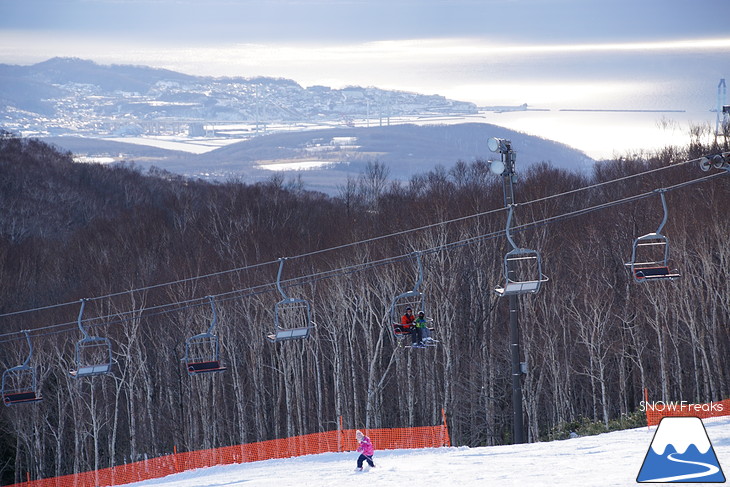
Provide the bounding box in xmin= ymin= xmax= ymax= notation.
xmin=256 ymin=160 xmax=340 ymax=171
xmin=121 ymin=416 xmax=729 ymax=487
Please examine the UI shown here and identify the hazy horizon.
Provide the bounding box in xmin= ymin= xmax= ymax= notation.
xmin=2 ymin=0 xmax=728 ymax=85
xmin=1 ymin=0 xmax=729 ymax=158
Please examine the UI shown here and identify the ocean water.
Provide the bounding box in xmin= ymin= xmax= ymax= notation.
xmin=10 ymin=36 xmax=728 ymax=160
xmin=355 ymin=46 xmax=730 ymax=159
xmin=206 ymin=39 xmax=724 ymax=160
xmin=182 ymin=41 xmax=728 ymax=160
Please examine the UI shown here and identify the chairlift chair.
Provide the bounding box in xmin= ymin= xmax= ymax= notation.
xmin=69 ymin=299 xmax=113 ymax=379
xmin=494 ymin=205 xmax=549 ymax=296
xmin=388 ymin=252 xmax=435 ymax=342
xmin=390 ymin=290 xmax=426 ymax=337
xmin=183 ymin=296 xmax=226 ymax=375
xmin=625 ymin=190 xmax=681 ymax=282
xmin=267 ymin=258 xmax=314 ymax=342
xmin=2 ymin=330 xmax=42 ymax=406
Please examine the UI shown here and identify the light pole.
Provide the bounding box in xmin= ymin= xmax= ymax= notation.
xmin=488 ymin=137 xmax=525 ymax=445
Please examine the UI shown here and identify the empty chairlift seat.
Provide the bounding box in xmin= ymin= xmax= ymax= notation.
xmin=70 ymin=337 xmax=113 ymax=378
xmin=494 ymin=206 xmax=549 ymax=297
xmin=183 ymin=296 xmax=226 ymax=375
xmin=626 ymin=233 xmax=681 ymax=282
xmin=2 ymin=331 xmax=42 ymax=406
xmin=635 ymin=266 xmax=676 ymax=279
xmin=267 ymin=297 xmax=314 ymax=342
xmin=494 ymin=248 xmax=548 ymax=296
xmin=266 ymin=258 xmax=314 ymax=343
xmin=625 ymin=191 xmax=681 ymax=283
xmin=267 ymin=324 xmax=312 ymax=342
xmin=495 ymin=281 xmax=541 ymax=296
xmin=69 ymin=299 xmax=113 ymax=379
xmin=183 ymin=334 xmax=226 ymax=375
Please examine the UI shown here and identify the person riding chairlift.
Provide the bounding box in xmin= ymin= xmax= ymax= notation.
xmin=397 ymin=307 xmax=415 ymax=334
xmin=412 ymin=310 xmax=435 ymax=347
xmin=413 ymin=311 xmax=434 ymax=345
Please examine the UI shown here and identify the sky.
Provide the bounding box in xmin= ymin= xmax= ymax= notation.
xmin=2 ymin=0 xmax=729 ymax=75
xmin=1 ymin=0 xmax=729 ymax=158
xmin=2 ymin=0 xmax=729 ymax=44
xmin=119 ymin=416 xmax=730 ymax=487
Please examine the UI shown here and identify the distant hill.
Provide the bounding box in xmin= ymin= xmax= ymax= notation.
xmin=44 ymin=122 xmax=594 ymax=194
xmin=13 ymin=57 xmax=593 ymax=193
xmin=0 ymin=57 xmax=478 ymax=138
xmin=0 ymin=57 xmax=197 ymax=111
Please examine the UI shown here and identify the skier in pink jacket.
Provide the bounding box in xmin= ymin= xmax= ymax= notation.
xmin=355 ymin=430 xmax=375 ymax=470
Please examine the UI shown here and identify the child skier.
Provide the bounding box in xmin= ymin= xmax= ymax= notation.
xmin=415 ymin=310 xmax=436 ymax=344
xmin=355 ymin=430 xmax=375 ymax=471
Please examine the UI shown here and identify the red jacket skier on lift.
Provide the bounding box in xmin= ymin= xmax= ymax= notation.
xmin=401 ymin=307 xmax=415 ymax=326
xmin=396 ymin=306 xmax=415 ymax=335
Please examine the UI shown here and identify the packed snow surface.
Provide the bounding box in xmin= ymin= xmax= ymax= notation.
xmin=123 ymin=416 xmax=729 ymax=487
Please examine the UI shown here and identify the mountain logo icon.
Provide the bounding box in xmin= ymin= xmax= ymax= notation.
xmin=637 ymin=416 xmax=726 ymax=483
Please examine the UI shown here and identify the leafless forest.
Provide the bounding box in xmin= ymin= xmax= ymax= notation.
xmin=0 ymin=133 xmax=728 ymax=484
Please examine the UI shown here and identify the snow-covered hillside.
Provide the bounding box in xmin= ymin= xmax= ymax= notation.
xmin=123 ymin=416 xmax=729 ymax=487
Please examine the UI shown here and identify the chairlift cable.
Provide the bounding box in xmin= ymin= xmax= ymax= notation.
xmin=0 ymin=251 xmax=433 ymax=345
xmin=0 ymin=159 xmax=725 ymax=345
xmin=0 ymin=155 xmax=699 ymax=322
xmin=0 ymin=260 xmax=278 ymax=320
xmin=520 ymin=156 xmax=703 ymax=208
xmin=1 ymin=170 xmax=724 ymax=344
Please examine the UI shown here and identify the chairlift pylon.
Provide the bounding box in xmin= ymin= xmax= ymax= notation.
xmin=625 ymin=189 xmax=681 ymax=282
xmin=69 ymin=299 xmax=113 ymax=379
xmin=1 ymin=330 xmax=43 ymax=406
xmin=494 ymin=205 xmax=549 ymax=296
xmin=183 ymin=295 xmax=226 ymax=375
xmin=267 ymin=258 xmax=314 ymax=342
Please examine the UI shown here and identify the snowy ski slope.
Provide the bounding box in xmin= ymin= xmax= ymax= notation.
xmin=122 ymin=416 xmax=729 ymax=487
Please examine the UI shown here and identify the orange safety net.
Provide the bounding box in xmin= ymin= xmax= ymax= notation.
xmin=645 ymin=397 xmax=730 ymax=427
xmin=8 ymin=418 xmax=450 ymax=487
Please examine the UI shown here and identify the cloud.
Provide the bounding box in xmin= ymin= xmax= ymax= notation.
xmin=3 ymin=0 xmax=730 ymax=44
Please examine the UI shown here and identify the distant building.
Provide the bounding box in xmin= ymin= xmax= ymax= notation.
xmin=189 ymin=123 xmax=206 ymax=137
xmin=330 ymin=137 xmax=358 ymax=146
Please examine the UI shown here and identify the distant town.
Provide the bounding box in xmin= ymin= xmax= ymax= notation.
xmin=0 ymin=58 xmax=478 ymax=140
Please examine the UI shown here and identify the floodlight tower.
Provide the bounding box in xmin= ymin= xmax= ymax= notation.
xmin=487 ymin=137 xmax=525 ymax=445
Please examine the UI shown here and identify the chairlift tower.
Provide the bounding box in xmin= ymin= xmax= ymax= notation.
xmin=487 ymin=137 xmax=525 ymax=444
xmin=721 ymin=104 xmax=730 ymax=144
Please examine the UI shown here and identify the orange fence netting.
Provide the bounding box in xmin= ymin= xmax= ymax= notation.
xmin=7 ymin=415 xmax=450 ymax=487
xmin=645 ymin=394 xmax=730 ymax=427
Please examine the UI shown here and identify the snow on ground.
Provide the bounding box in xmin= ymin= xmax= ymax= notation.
xmin=124 ymin=416 xmax=729 ymax=487
xmin=106 ymin=137 xmax=241 ymax=154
